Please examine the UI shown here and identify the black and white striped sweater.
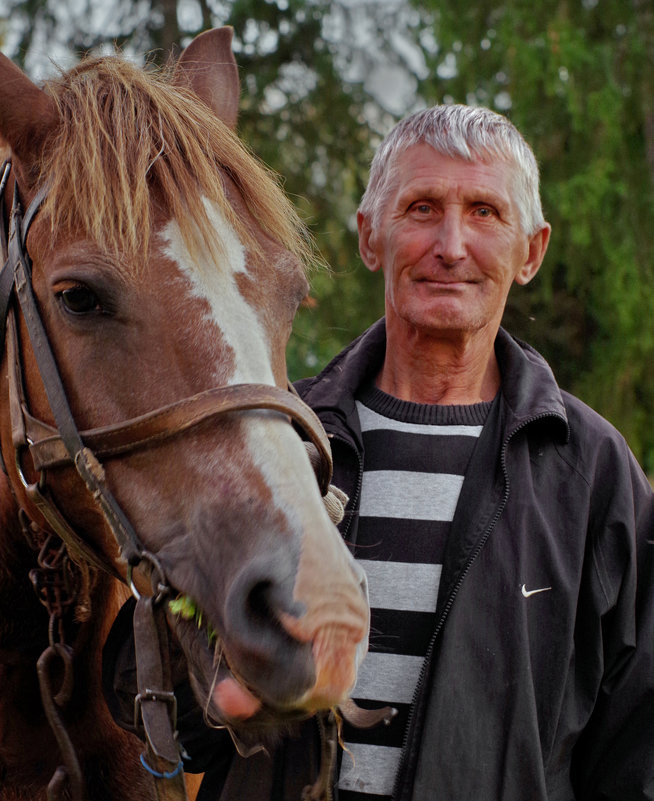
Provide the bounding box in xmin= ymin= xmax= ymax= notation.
xmin=338 ymin=385 xmax=492 ymax=801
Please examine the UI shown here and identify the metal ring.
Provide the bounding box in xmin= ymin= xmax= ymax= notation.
xmin=126 ymin=565 xmax=141 ymax=600
xmin=14 ymin=445 xmax=34 ymax=491
xmin=139 ymin=550 xmax=170 ymax=605
xmin=0 ymin=161 xmax=11 ymax=198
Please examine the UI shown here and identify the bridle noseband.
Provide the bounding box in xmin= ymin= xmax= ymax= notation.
xmin=0 ymin=160 xmax=335 ymax=801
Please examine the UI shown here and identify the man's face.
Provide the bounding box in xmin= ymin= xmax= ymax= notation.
xmin=358 ymin=144 xmax=549 ymax=343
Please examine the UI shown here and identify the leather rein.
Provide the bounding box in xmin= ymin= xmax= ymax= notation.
xmin=0 ymin=160 xmax=334 ymax=801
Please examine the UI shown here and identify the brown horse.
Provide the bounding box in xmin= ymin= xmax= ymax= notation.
xmin=0 ymin=28 xmax=368 ymax=801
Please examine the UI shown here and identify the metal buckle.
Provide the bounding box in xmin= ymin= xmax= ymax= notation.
xmin=134 ymin=688 xmax=178 ymax=733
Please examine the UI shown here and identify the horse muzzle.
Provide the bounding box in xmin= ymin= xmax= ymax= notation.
xmin=169 ymin=546 xmax=369 ymax=727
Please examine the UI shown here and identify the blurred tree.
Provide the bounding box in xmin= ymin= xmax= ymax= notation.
xmin=0 ymin=0 xmax=417 ymax=377
xmin=2 ymin=0 xmax=653 ymax=465
xmin=408 ymin=0 xmax=654 ymax=468
xmin=224 ymin=0 xmax=388 ymax=378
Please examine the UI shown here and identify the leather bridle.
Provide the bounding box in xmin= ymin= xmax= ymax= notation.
xmin=0 ymin=159 xmax=335 ymax=801
xmin=0 ymin=160 xmax=333 ymax=571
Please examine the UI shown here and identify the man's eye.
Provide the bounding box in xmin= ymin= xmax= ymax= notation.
xmin=411 ymin=203 xmax=432 ymax=215
xmin=475 ymin=206 xmax=494 ymax=217
xmin=58 ymin=285 xmax=101 ymax=315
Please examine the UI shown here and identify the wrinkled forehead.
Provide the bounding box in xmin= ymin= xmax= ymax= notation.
xmin=388 ymin=142 xmax=519 ymax=196
xmin=370 ymin=142 xmax=524 ymax=228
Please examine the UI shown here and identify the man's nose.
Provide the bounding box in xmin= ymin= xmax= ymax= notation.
xmin=433 ymin=211 xmax=466 ymax=265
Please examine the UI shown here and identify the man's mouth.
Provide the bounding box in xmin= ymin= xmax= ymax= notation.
xmin=416 ymin=276 xmax=474 ymax=288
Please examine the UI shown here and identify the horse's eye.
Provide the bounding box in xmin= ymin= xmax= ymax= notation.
xmin=58 ymin=285 xmax=101 ymax=315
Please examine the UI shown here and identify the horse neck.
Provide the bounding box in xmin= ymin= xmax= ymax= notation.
xmin=0 ymin=471 xmax=128 ymax=670
xmin=0 ymin=471 xmax=147 ymax=799
xmin=0 ymin=476 xmax=49 ymax=655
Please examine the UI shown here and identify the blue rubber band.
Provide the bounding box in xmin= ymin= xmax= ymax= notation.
xmin=139 ymin=752 xmax=183 ymax=779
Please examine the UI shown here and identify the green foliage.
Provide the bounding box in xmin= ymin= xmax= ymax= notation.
xmin=1 ymin=0 xmax=389 ymax=377
xmin=409 ymin=0 xmax=654 ymax=469
xmin=225 ymin=0 xmax=386 ymax=377
xmin=169 ymin=595 xmax=217 ymax=645
xmin=168 ymin=594 xmax=198 ymax=621
xmin=4 ymin=0 xmax=654 ymax=467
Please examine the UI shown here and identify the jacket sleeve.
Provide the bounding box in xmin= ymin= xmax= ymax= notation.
xmin=571 ymin=441 xmax=654 ymax=800
xmin=102 ymin=597 xmax=235 ymax=777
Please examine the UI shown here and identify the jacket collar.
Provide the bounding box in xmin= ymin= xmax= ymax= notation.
xmin=298 ymin=318 xmax=387 ymax=419
xmin=299 ymin=318 xmax=569 ymax=441
xmin=494 ymin=328 xmax=569 ymax=441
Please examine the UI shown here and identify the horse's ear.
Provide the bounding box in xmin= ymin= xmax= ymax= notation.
xmin=173 ymin=27 xmax=240 ymax=131
xmin=0 ymin=54 xmax=58 ymax=178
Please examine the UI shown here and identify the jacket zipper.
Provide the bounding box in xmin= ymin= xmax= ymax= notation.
xmin=328 ymin=432 xmax=363 ymax=544
xmin=391 ymin=412 xmax=564 ymax=801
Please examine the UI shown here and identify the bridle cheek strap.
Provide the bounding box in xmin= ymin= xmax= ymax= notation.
xmin=6 ymin=185 xmax=148 ymax=568
xmin=5 ymin=307 xmax=125 ymax=578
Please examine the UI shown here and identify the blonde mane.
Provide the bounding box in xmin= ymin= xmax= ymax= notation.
xmin=36 ymin=56 xmax=313 ymax=272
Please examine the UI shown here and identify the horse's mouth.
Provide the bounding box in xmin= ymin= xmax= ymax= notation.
xmin=167 ymin=601 xmax=311 ymax=735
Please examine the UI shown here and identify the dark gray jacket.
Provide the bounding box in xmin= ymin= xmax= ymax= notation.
xmin=295 ymin=319 xmax=654 ymax=801
xmin=105 ymin=319 xmax=654 ymax=800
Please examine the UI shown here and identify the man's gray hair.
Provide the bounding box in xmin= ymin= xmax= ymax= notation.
xmin=359 ymin=105 xmax=545 ymax=236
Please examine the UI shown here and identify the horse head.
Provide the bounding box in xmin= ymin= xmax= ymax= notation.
xmin=0 ymin=27 xmax=368 ymax=749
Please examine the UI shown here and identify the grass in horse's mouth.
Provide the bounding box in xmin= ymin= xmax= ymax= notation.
xmin=168 ymin=594 xmax=267 ymax=741
xmin=168 ymin=594 xmax=218 ymax=646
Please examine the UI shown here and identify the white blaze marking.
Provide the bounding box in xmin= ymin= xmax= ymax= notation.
xmin=160 ymin=200 xmax=274 ymax=385
xmin=157 ymin=207 xmax=365 ymax=687
xmin=159 ymin=202 xmax=326 ymax=517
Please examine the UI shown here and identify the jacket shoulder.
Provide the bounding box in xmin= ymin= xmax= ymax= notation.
xmin=293 ymin=318 xmax=387 ymax=408
xmin=557 ymin=389 xmax=649 ymax=495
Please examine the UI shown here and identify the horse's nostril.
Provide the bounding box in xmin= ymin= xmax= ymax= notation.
xmin=245 ymin=580 xmax=278 ymax=627
xmin=225 ymin=554 xmax=302 ymax=648
xmin=222 ymin=553 xmax=315 ymax=705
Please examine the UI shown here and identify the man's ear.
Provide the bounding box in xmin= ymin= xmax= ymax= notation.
xmin=357 ymin=210 xmax=382 ymax=273
xmin=515 ymin=224 xmax=551 ymax=286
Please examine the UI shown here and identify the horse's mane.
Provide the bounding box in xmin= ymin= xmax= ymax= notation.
xmin=35 ymin=56 xmax=313 ymax=273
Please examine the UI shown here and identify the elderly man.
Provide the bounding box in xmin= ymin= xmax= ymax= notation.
xmin=295 ymin=104 xmax=654 ymax=800
xmin=105 ymin=105 xmax=654 ymax=800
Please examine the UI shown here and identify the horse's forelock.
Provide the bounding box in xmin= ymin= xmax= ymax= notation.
xmin=35 ymin=56 xmax=313 ymax=275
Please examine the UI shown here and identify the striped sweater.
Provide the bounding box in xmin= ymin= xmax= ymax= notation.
xmin=338 ymin=385 xmax=492 ymax=801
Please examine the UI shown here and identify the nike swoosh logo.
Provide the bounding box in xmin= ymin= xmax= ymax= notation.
xmin=521 ymin=584 xmax=552 ymax=598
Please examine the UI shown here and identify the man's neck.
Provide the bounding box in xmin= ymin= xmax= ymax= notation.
xmin=377 ymin=324 xmax=501 ymax=405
